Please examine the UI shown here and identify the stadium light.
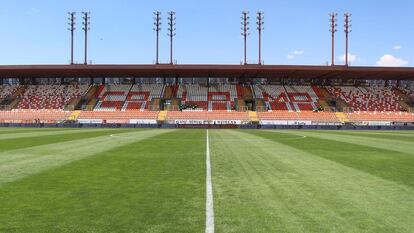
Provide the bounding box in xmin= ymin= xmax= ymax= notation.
xmin=167 ymin=11 xmax=176 ymax=65
xmin=153 ymin=12 xmax=161 ymax=64
xmin=82 ymin=11 xmax=91 ymax=65
xmin=329 ymin=12 xmax=338 ymax=66
xmin=344 ymin=13 xmax=352 ymax=66
xmin=67 ymin=12 xmax=76 ymax=65
xmin=256 ymin=11 xmax=264 ymax=65
xmin=241 ymin=11 xmax=250 ymax=65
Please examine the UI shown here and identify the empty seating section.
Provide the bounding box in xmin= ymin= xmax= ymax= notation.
xmin=400 ymin=85 xmax=414 ymax=98
xmin=286 ymin=86 xmax=318 ymax=101
xmin=327 ymin=86 xmax=402 ymax=111
xmin=78 ymin=110 xmax=158 ymax=123
xmin=253 ymin=85 xmax=319 ymax=111
xmin=17 ymin=84 xmax=88 ymax=109
xmin=94 ymin=85 xmax=131 ymax=111
xmin=346 ymin=111 xmax=414 ymax=122
xmin=125 ymin=84 xmax=163 ymax=111
xmin=0 ymin=85 xmax=19 ymax=99
xmin=93 ymin=84 xmax=163 ymax=111
xmin=177 ymin=84 xmax=208 ymax=111
xmin=254 ymin=84 xmax=289 ymax=111
xmin=0 ymin=109 xmax=71 ymax=123
xmin=166 ymin=111 xmax=249 ymax=122
xmin=285 ymin=85 xmax=320 ymax=111
xmin=208 ymin=84 xmax=237 ymax=111
xmin=167 ymin=111 xmax=207 ymax=120
xmin=258 ymin=111 xmax=340 ymax=123
xmin=1 ymin=83 xmax=414 ymax=124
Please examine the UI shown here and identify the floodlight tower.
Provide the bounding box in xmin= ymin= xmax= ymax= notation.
xmin=241 ymin=11 xmax=250 ymax=65
xmin=82 ymin=11 xmax=91 ymax=65
xmin=167 ymin=11 xmax=176 ymax=65
xmin=329 ymin=12 xmax=338 ymax=66
xmin=153 ymin=11 xmax=161 ymax=64
xmin=67 ymin=12 xmax=76 ymax=65
xmin=256 ymin=11 xmax=264 ymax=65
xmin=344 ymin=13 xmax=352 ymax=66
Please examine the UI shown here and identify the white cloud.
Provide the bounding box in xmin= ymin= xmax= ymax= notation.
xmin=393 ymin=45 xmax=402 ymax=50
xmin=376 ymin=54 xmax=408 ymax=67
xmin=293 ymin=50 xmax=304 ymax=55
xmin=287 ymin=50 xmax=304 ymax=60
xmin=339 ymin=53 xmax=357 ymax=63
xmin=287 ymin=54 xmax=295 ymax=60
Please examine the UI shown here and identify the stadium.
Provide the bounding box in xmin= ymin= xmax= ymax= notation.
xmin=1 ymin=64 xmax=414 ymax=128
xmin=0 ymin=1 xmax=413 ymax=233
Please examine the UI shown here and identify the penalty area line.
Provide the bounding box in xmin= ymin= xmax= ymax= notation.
xmin=205 ymin=129 xmax=215 ymax=233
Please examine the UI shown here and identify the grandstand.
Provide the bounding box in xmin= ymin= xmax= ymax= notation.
xmin=0 ymin=65 xmax=414 ymax=126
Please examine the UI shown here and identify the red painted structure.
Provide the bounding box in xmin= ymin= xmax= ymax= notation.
xmin=0 ymin=64 xmax=413 ymax=80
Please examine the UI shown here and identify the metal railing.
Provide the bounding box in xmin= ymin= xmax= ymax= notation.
xmin=0 ymin=105 xmax=12 ymax=111
xmin=236 ymin=106 xmax=249 ymax=112
xmin=164 ymin=105 xmax=180 ymax=111
xmin=63 ymin=105 xmax=75 ymax=111
xmin=342 ymin=107 xmax=354 ymax=113
xmin=255 ymin=106 xmax=268 ymax=112
xmin=81 ymin=105 xmax=95 ymax=111
xmin=148 ymin=105 xmax=160 ymax=111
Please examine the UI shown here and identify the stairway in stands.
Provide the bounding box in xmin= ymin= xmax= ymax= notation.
xmin=163 ymin=85 xmax=174 ymax=99
xmin=82 ymin=85 xmax=100 ymax=110
xmin=335 ymin=112 xmax=349 ymax=123
xmin=5 ymin=85 xmax=26 ymax=110
xmin=68 ymin=110 xmax=82 ymax=121
xmin=255 ymin=98 xmax=265 ymax=111
xmin=248 ymin=111 xmax=259 ymax=123
xmin=393 ymin=87 xmax=413 ymax=111
xmin=313 ymin=86 xmax=331 ymax=110
xmin=157 ymin=111 xmax=167 ymax=123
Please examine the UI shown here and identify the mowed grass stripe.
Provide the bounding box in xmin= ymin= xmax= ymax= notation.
xmin=305 ymin=130 xmax=414 ymax=142
xmin=0 ymin=129 xmax=205 ymax=232
xmin=0 ymin=128 xmax=111 ymax=141
xmin=210 ymin=129 xmax=414 ymax=233
xmin=0 ymin=128 xmax=138 ymax=153
xmin=251 ymin=130 xmax=414 ymax=188
xmin=274 ymin=130 xmax=414 ymax=156
xmin=0 ymin=127 xmax=70 ymax=135
xmin=211 ymin=130 xmax=362 ymax=233
xmin=0 ymin=129 xmax=168 ymax=186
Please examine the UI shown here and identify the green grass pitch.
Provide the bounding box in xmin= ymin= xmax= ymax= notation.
xmin=0 ymin=128 xmax=413 ymax=232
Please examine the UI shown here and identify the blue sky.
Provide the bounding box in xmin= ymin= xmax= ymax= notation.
xmin=0 ymin=0 xmax=412 ymax=66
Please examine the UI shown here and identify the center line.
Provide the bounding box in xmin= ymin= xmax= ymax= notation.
xmin=205 ymin=129 xmax=215 ymax=233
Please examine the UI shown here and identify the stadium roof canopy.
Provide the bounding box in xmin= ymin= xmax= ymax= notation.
xmin=0 ymin=64 xmax=414 ymax=80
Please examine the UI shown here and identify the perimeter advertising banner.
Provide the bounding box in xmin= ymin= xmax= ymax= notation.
xmin=260 ymin=120 xmax=312 ymax=125
xmin=78 ymin=119 xmax=157 ymax=124
xmin=168 ymin=120 xmax=247 ymax=125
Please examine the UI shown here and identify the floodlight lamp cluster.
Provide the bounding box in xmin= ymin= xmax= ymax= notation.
xmin=153 ymin=11 xmax=177 ymax=64
xmin=344 ymin=13 xmax=352 ymax=34
xmin=329 ymin=12 xmax=338 ymax=33
xmin=256 ymin=11 xmax=264 ymax=32
xmin=66 ymin=11 xmax=91 ymax=65
xmin=241 ymin=11 xmax=265 ymax=65
xmin=82 ymin=12 xmax=91 ymax=32
xmin=329 ymin=12 xmax=353 ymax=66
xmin=167 ymin=11 xmax=176 ymax=37
xmin=153 ymin=11 xmax=161 ymax=32
xmin=240 ymin=11 xmax=250 ymax=37
xmin=67 ymin=12 xmax=76 ymax=31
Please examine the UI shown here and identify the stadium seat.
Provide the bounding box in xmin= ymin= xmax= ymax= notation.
xmin=16 ymin=84 xmax=88 ymax=110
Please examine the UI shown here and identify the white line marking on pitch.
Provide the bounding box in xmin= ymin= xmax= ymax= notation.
xmin=206 ymin=129 xmax=215 ymax=233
